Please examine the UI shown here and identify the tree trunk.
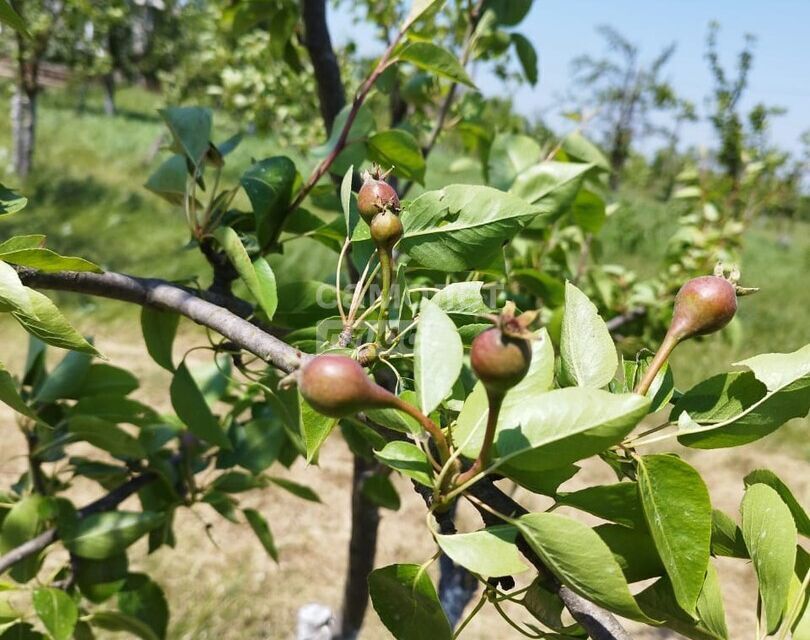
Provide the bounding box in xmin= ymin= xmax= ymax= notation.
xmin=11 ymin=87 xmax=37 ymax=178
xmin=438 ymin=501 xmax=478 ymax=627
xmin=337 ymin=455 xmax=380 ymax=640
xmin=102 ymin=73 xmax=116 ymax=117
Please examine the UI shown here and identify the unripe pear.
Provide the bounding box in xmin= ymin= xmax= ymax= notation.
xmin=298 ymin=354 xmax=392 ymax=418
xmin=357 ymin=169 xmax=400 ymax=224
xmin=370 ymin=209 xmax=403 ymax=250
xmin=470 ymin=328 xmax=532 ymax=395
xmin=669 ymin=275 xmax=737 ymax=341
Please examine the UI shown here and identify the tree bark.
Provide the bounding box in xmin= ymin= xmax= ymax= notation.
xmin=337 ymin=455 xmax=380 ymax=640
xmin=11 ymin=87 xmax=37 ymax=178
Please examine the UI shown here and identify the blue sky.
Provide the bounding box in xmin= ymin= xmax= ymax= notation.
xmin=329 ymin=1 xmax=809 ymax=155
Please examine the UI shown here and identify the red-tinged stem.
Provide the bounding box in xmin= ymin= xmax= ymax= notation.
xmin=635 ymin=331 xmax=680 ymax=396
xmin=389 ymin=395 xmax=450 ymax=464
xmin=456 ymin=389 xmax=503 ymax=485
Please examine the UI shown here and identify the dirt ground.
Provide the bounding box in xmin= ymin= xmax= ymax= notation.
xmin=0 ymin=315 xmax=807 ymax=639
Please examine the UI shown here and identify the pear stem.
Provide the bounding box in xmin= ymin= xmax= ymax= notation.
xmin=389 ymin=395 xmax=451 ymax=464
xmin=455 ymin=388 xmax=504 ymax=486
xmin=375 ymin=248 xmax=393 ymax=345
xmin=635 ymin=331 xmax=680 ymax=396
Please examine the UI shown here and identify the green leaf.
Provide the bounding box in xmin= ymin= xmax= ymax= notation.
xmin=636 ymin=576 xmax=728 ymax=640
xmin=456 ymin=386 xmax=648 ymax=471
xmin=403 ymin=0 xmax=446 ymax=29
xmin=226 ymin=418 xmax=286 ymax=475
xmin=367 ymin=129 xmax=426 ymax=183
xmin=637 ymin=454 xmax=712 ymax=616
xmin=512 ymin=269 xmax=565 ymax=307
xmin=88 ymin=611 xmax=159 ymax=640
xmin=62 ymin=511 xmax=164 ymax=560
xmin=32 ymin=588 xmax=77 ymax=640
xmin=560 ymin=131 xmax=611 ymax=171
xmin=710 ymin=509 xmax=747 ymax=558
xmin=240 ymin=156 xmax=298 ymax=249
xmin=144 ymin=154 xmax=188 ymax=206
xmin=158 ymin=107 xmax=212 ymax=174
xmin=0 ymin=362 xmax=36 ymax=419
xmin=560 ymin=281 xmax=617 ymax=388
xmin=312 ymin=104 xmax=374 ymax=160
xmin=170 ymin=363 xmax=230 ymax=449
xmin=396 ymin=42 xmax=474 ymax=87
xmin=0 ymin=624 xmax=44 ymax=640
xmin=77 ymin=364 xmax=139 ymax=398
xmin=300 ymin=392 xmax=338 ymax=463
xmin=744 ymin=469 xmax=810 ymax=537
xmin=218 ymin=228 xmax=278 ymax=319
xmin=0 ymin=495 xmax=46 ymax=582
xmin=516 ymin=512 xmax=649 ymax=621
xmin=0 ymin=261 xmax=34 ymax=316
xmin=140 ymin=307 xmax=179 ymax=372
xmin=75 ymin=555 xmax=128 ymax=603
xmin=0 ymin=249 xmax=101 ymax=273
xmin=736 ymin=343 xmax=810 ymax=392
xmin=35 ymin=350 xmax=92 ymax=403
xmin=436 ymin=525 xmax=529 ymax=577
xmin=484 ymin=0 xmax=531 ymax=26
xmin=486 ymin=134 xmax=542 ymax=190
xmin=570 ymin=189 xmax=607 ymax=234
xmin=266 ymin=477 xmax=320 ymax=503
xmin=509 ymin=161 xmax=592 ymax=217
xmin=368 ymin=564 xmax=452 ymax=640
xmin=0 ymin=235 xmax=44 ymax=252
xmin=340 ymin=165 xmax=356 ymax=237
xmin=741 ymin=483 xmax=797 ymax=634
xmin=558 ymin=482 xmax=645 ymax=529
xmin=11 ymin=289 xmax=98 ymax=355
xmin=361 ymin=475 xmax=400 ymax=510
xmin=399 ymin=185 xmax=544 ymax=272
xmin=675 ymin=370 xmax=810 ymax=449
xmin=374 ymin=441 xmax=432 ymax=487
xmin=118 ymin=574 xmax=169 ymax=640
xmin=243 ymin=508 xmax=278 ymax=562
xmin=430 ymin=281 xmax=492 ymax=318
xmin=414 ymin=299 xmax=462 ymax=414
xmin=697 ymin=562 xmax=728 ymax=640
xmin=68 ymin=416 xmax=146 ymax=459
xmin=0 ymin=184 xmax=28 ymax=215
xmin=596 ymin=523 xmax=665 ymax=583
xmin=511 ymin=33 xmax=538 ymax=85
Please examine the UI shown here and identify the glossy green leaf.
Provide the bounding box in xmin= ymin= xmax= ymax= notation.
xmin=63 ymin=511 xmax=164 ymax=560
xmin=243 ymin=508 xmax=278 ymax=562
xmin=736 ymin=343 xmax=810 ymax=392
xmin=741 ymin=483 xmax=797 ymax=633
xmin=374 ymin=441 xmax=432 ymax=487
xmin=170 ymin=362 xmax=230 ymax=449
xmin=0 ymin=235 xmax=44 ymax=252
xmin=486 ymin=134 xmax=542 ymax=190
xmin=396 ymin=42 xmax=473 ymax=87
xmin=511 ymin=33 xmax=538 ymax=85
xmin=744 ymin=469 xmax=810 ymax=537
xmin=509 ymin=161 xmax=592 ymax=217
xmin=368 ymin=564 xmax=452 ymax=640
xmin=516 ymin=512 xmax=649 ymax=621
xmin=158 ymin=107 xmax=212 ymax=173
xmin=75 ymin=554 xmax=128 ymax=603
xmin=636 ymin=576 xmax=727 ymax=640
xmin=240 ymin=156 xmax=298 ymax=248
xmin=368 ymin=129 xmax=426 ymax=183
xmin=710 ymin=509 xmax=747 ymax=558
xmin=560 ymin=131 xmax=611 ymax=171
xmin=697 ymin=562 xmax=728 ymax=640
xmin=403 ymin=0 xmax=445 ymax=28
xmin=456 ymin=385 xmax=648 ymax=471
xmin=11 ymin=289 xmax=98 ymax=355
xmin=675 ymin=369 xmax=810 ymax=449
xmin=414 ymin=299 xmax=462 ymax=414
xmin=560 ymin=281 xmax=617 ymax=388
xmin=340 ymin=165 xmax=356 ymax=237
xmin=0 ymin=248 xmax=100 ymax=273
xmin=558 ymin=482 xmax=645 ymax=529
xmin=88 ymin=611 xmax=159 ymax=640
xmin=68 ymin=416 xmax=146 ymax=459
xmin=362 ymin=475 xmax=400 ymax=511
xmin=32 ymin=588 xmax=77 ymax=640
xmin=218 ymin=228 xmax=278 ymax=319
xmin=0 ymin=495 xmax=46 ymax=582
xmin=436 ymin=525 xmax=528 ymax=577
xmin=144 ymin=154 xmax=188 ymax=206
xmin=140 ymin=307 xmax=179 ymax=372
xmin=35 ymin=350 xmax=92 ymax=403
xmin=300 ymin=392 xmax=338 ymax=463
xmin=399 ymin=185 xmax=544 ymax=271
xmin=118 ymin=574 xmax=169 ymax=640
xmin=430 ymin=281 xmax=492 ymax=318
xmin=77 ymin=363 xmax=139 ymax=398
xmin=637 ymin=454 xmax=712 ymax=616
xmin=596 ymin=523 xmax=664 ymax=583
xmin=0 ymin=261 xmax=34 ymax=315
xmin=0 ymin=184 xmax=28 ymax=216
xmin=0 ymin=362 xmax=36 ymax=419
